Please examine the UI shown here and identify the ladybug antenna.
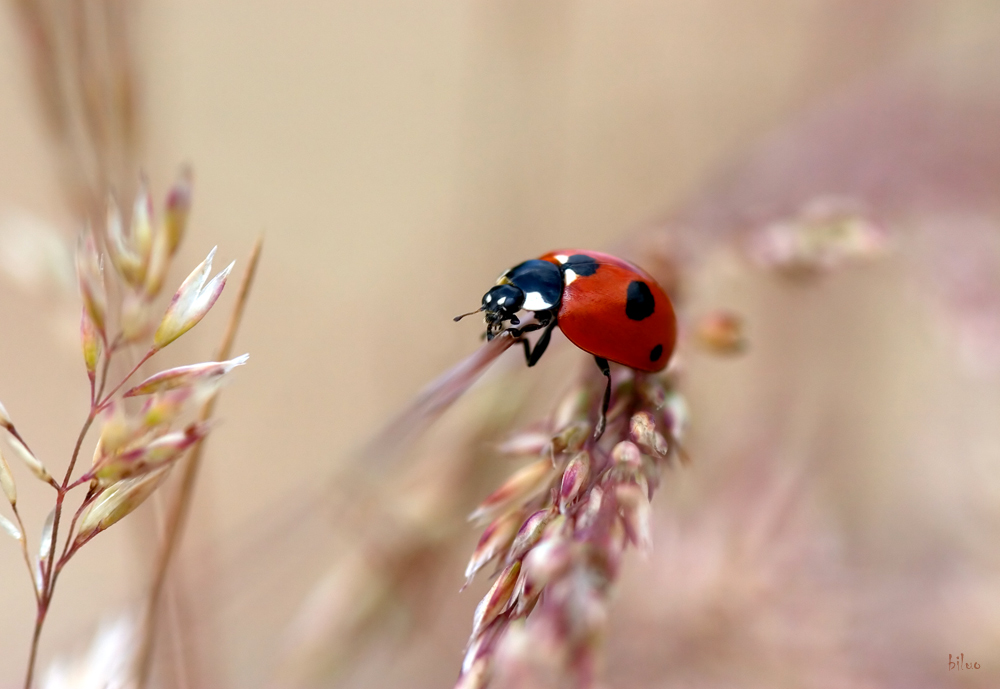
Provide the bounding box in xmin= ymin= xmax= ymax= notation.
xmin=453 ymin=307 xmax=483 ymax=322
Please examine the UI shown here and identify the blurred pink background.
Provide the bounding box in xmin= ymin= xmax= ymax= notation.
xmin=1 ymin=2 xmax=1000 ymax=688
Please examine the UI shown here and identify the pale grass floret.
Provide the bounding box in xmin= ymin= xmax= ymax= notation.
xmin=37 ymin=508 xmax=56 ymax=590
xmin=91 ymin=424 xmax=206 ymax=484
xmin=104 ymin=188 xmax=160 ymax=292
xmin=138 ymin=389 xmax=195 ymax=429
xmin=75 ymin=470 xmax=170 ymax=545
xmin=153 ymin=247 xmax=234 ymax=349
xmin=105 ymin=197 xmax=145 ymax=290
xmin=144 ymin=171 xmax=191 ymax=296
xmin=0 ymin=400 xmax=12 ymax=430
xmin=76 ymin=236 xmax=107 ymax=339
xmin=80 ymin=310 xmax=102 ymax=383
xmin=5 ymin=435 xmax=54 ymax=485
xmin=0 ymin=511 xmax=22 ymax=541
xmin=0 ymin=447 xmax=17 ymax=505
xmin=123 ymin=353 xmax=249 ymax=397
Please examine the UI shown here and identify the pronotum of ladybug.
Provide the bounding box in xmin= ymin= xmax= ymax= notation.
xmin=456 ymin=250 xmax=677 ymax=438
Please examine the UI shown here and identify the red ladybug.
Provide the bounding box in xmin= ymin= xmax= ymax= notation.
xmin=456 ymin=250 xmax=677 ymax=437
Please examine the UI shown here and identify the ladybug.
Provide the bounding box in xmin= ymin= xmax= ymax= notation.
xmin=456 ymin=250 xmax=677 ymax=437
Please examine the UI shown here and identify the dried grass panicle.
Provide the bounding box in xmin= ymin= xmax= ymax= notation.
xmin=746 ymin=196 xmax=889 ymax=278
xmin=0 ymin=175 xmax=248 ymax=689
xmin=458 ymin=359 xmax=689 ymax=689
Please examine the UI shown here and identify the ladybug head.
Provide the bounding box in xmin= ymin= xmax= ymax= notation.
xmin=481 ymin=283 xmax=524 ymax=339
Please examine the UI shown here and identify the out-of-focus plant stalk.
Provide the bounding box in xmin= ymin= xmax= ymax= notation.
xmin=134 ymin=236 xmax=263 ymax=689
xmin=9 ymin=0 xmax=142 ymax=223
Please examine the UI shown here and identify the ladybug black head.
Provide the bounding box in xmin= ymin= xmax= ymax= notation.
xmin=482 ymin=283 xmax=524 ymax=339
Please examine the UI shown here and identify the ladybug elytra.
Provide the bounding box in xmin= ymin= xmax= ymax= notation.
xmin=456 ymin=250 xmax=677 ymax=438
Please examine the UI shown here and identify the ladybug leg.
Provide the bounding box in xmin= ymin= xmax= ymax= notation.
xmin=594 ymin=356 xmax=611 ymax=439
xmin=524 ymin=318 xmax=557 ymax=367
xmin=507 ymin=319 xmax=555 ymax=367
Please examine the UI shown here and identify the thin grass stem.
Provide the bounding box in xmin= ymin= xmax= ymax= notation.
xmin=134 ymin=236 xmax=263 ymax=689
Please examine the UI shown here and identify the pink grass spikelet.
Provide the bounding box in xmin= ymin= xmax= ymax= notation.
xmin=469 ymin=458 xmax=555 ymax=524
xmin=627 ymin=413 xmax=669 ymax=460
xmin=558 ymin=451 xmax=590 ymax=514
xmin=466 ymin=509 xmax=524 ymax=586
xmin=507 ymin=508 xmax=557 ymax=564
xmin=614 ymin=483 xmax=653 ymax=554
xmin=472 ymin=561 xmax=521 ymax=638
xmin=520 ymin=538 xmax=573 ymax=597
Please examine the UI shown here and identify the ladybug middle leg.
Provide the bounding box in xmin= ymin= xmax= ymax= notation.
xmin=508 ymin=313 xmax=557 ymax=368
xmin=594 ymin=356 xmax=611 ymax=440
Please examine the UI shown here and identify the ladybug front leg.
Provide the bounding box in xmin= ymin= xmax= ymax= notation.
xmin=593 ymin=356 xmax=611 ymax=440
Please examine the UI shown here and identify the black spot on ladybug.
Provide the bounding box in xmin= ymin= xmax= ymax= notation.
xmin=625 ymin=281 xmax=655 ymax=320
xmin=564 ymin=254 xmax=599 ymax=277
xmin=649 ymin=344 xmax=663 ymax=362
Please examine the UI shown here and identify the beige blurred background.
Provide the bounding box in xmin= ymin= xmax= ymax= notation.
xmin=2 ymin=2 xmax=1000 ymax=688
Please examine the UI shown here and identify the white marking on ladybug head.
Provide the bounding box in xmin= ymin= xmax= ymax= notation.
xmin=497 ymin=296 xmax=507 ymax=305
xmin=522 ymin=291 xmax=551 ymax=311
xmin=555 ymin=254 xmax=569 ymax=264
xmin=564 ymin=269 xmax=579 ymax=286
xmin=485 ymin=294 xmax=493 ymax=303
